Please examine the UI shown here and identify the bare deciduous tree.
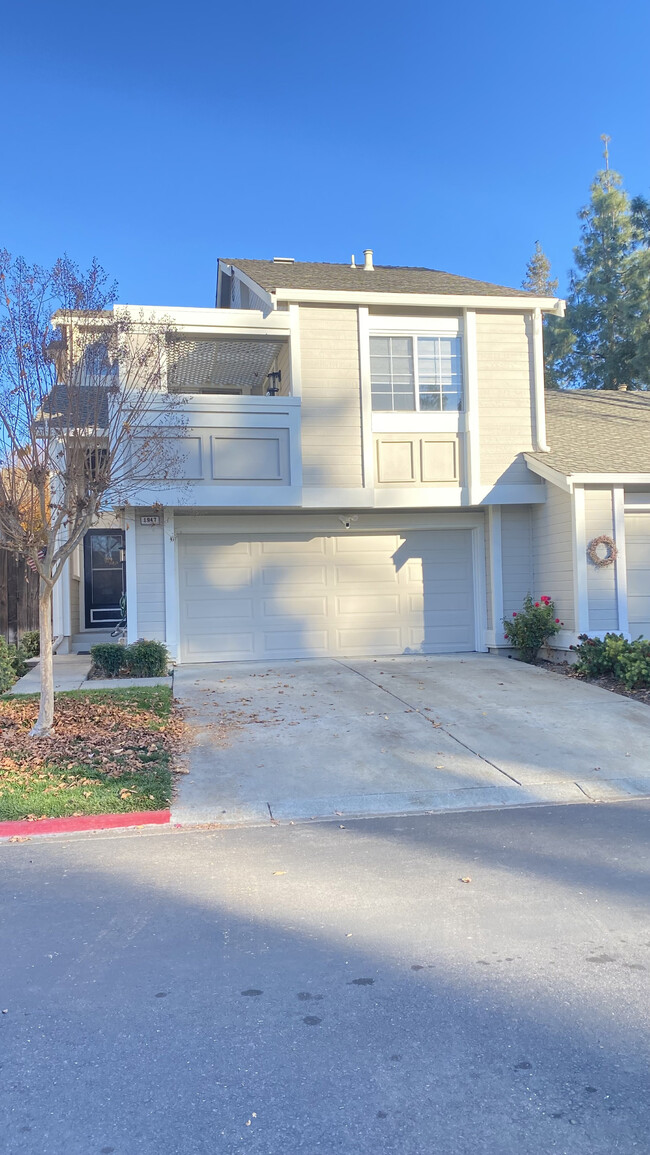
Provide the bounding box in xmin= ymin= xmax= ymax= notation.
xmin=0 ymin=252 xmax=185 ymax=735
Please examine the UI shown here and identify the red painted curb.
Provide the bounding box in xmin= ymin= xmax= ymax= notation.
xmin=0 ymin=810 xmax=171 ymax=838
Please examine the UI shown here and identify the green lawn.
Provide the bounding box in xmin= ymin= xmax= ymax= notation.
xmin=0 ymin=686 xmax=183 ymax=822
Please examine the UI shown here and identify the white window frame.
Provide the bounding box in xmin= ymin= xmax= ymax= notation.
xmin=368 ymin=316 xmax=463 ymax=425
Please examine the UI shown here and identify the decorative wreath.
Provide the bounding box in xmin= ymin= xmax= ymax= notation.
xmin=587 ymin=534 xmax=618 ymax=568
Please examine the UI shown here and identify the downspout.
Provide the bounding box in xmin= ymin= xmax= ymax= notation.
xmin=532 ymin=307 xmax=550 ymax=453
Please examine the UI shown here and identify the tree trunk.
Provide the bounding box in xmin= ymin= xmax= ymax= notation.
xmin=30 ymin=579 xmax=55 ymax=737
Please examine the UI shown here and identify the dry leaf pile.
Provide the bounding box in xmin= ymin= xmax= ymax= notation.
xmin=0 ymin=695 xmax=186 ymax=788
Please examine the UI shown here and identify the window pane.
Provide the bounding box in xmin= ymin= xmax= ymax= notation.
xmin=416 ymin=335 xmax=462 ymax=410
xmin=419 ymin=392 xmax=442 ymax=411
xmin=369 ymin=337 xmax=390 ymax=357
xmin=370 ymin=335 xmax=415 ymax=410
xmin=393 ymin=392 xmax=415 ymax=410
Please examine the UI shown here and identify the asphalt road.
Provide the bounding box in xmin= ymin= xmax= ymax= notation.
xmin=1 ymin=801 xmax=649 ymax=1154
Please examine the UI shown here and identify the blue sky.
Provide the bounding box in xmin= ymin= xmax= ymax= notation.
xmin=2 ymin=0 xmax=649 ymax=305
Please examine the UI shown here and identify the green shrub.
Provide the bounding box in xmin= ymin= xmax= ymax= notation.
xmin=90 ymin=643 xmax=126 ymax=678
xmin=11 ymin=646 xmax=29 ymax=680
xmin=124 ymin=640 xmax=168 ymax=678
xmin=90 ymin=639 xmax=169 ymax=679
xmin=572 ymin=633 xmax=627 ymax=679
xmin=573 ymin=633 xmax=650 ymax=689
xmin=20 ymin=630 xmax=40 ymax=658
xmin=0 ymin=638 xmax=17 ymax=693
xmin=503 ymin=594 xmax=563 ymax=663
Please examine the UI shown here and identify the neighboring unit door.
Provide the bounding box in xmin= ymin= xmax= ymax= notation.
xmin=83 ymin=530 xmax=126 ymax=628
xmin=625 ymin=512 xmax=650 ymax=639
xmin=178 ymin=529 xmax=476 ymax=662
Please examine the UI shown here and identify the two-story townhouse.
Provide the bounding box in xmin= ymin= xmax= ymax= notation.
xmin=51 ymin=254 xmax=650 ymax=663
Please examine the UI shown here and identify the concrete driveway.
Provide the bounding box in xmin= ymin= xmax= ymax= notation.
xmin=172 ymin=654 xmax=650 ymax=825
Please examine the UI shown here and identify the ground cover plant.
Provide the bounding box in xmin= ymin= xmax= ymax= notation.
xmin=0 ymin=686 xmax=184 ymax=821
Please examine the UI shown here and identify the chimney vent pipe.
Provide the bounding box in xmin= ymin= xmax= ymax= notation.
xmin=363 ymin=249 xmax=374 ymax=271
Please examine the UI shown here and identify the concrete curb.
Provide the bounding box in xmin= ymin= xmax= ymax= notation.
xmin=170 ymin=778 xmax=650 ymax=828
xmin=0 ymin=810 xmax=171 ymax=839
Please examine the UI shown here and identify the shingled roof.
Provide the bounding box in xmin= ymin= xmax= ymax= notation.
xmin=528 ymin=390 xmax=650 ymax=476
xmin=224 ymin=258 xmax=547 ymax=299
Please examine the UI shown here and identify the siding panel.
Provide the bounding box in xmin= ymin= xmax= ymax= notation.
xmin=501 ymin=506 xmax=533 ymax=620
xmin=476 ymin=312 xmax=537 ymax=488
xmin=299 ymin=305 xmax=363 ymax=487
xmin=135 ymin=513 xmax=166 ymax=641
xmin=531 ymin=486 xmax=575 ymax=629
xmin=584 ymin=487 xmax=618 ymax=631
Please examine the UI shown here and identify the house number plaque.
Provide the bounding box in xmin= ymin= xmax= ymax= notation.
xmin=140 ymin=515 xmax=161 ymax=526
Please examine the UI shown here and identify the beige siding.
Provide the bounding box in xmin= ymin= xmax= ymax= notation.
xmin=476 ymin=312 xmax=536 ymax=488
xmin=299 ymin=305 xmax=363 ymax=487
xmin=531 ymin=486 xmax=575 ymax=629
xmin=584 ymin=487 xmax=618 ymax=632
xmin=136 ymin=513 xmax=166 ymax=641
xmin=501 ymin=506 xmax=533 ymax=620
xmin=70 ymin=577 xmax=81 ymax=634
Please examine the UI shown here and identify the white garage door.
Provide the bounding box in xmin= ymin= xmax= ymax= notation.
xmin=625 ymin=513 xmax=650 ymax=639
xmin=178 ymin=529 xmax=476 ymax=662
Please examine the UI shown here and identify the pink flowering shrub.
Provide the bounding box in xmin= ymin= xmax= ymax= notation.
xmin=503 ymin=594 xmax=563 ymax=663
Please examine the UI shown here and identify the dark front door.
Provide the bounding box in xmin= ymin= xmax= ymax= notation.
xmin=84 ymin=530 xmax=125 ymax=628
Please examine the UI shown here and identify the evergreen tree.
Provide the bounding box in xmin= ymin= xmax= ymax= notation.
xmin=564 ymin=167 xmax=647 ymax=389
xmin=522 ymin=242 xmax=571 ymax=389
xmin=522 ymin=241 xmax=558 ymax=295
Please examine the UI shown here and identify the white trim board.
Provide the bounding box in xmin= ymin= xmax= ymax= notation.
xmin=272 ymin=288 xmax=565 ymax=313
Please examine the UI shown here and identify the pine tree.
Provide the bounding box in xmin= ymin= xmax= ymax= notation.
xmin=522 ymin=242 xmax=571 ymax=388
xmin=565 ymin=167 xmax=644 ymax=389
xmin=522 ymin=241 xmax=558 ymax=295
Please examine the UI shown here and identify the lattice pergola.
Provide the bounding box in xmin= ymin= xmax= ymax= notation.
xmin=167 ymin=336 xmax=285 ymax=391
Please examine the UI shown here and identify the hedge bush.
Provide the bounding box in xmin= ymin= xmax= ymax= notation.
xmin=90 ymin=639 xmax=169 ymax=679
xmin=0 ymin=638 xmax=28 ymax=693
xmin=20 ymin=630 xmax=40 ymax=658
xmin=90 ymin=643 xmax=126 ymax=678
xmin=572 ymin=633 xmax=650 ymax=690
xmin=124 ymin=640 xmax=169 ymax=678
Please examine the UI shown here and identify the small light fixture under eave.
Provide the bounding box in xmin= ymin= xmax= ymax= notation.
xmin=337 ymin=514 xmax=359 ymax=530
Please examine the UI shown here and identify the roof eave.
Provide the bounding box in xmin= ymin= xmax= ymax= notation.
xmin=525 ymin=453 xmax=650 ymax=492
xmin=270 ymin=287 xmax=565 ymax=312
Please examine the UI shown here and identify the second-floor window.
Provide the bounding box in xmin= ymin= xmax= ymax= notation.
xmin=370 ymin=334 xmax=463 ymax=412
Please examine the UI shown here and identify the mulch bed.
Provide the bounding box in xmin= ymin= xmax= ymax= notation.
xmin=537 ymin=659 xmax=650 ymax=706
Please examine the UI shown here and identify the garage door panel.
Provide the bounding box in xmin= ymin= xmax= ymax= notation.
xmin=184 ymin=566 xmax=254 ymax=592
xmin=335 ymin=594 xmax=400 ymax=616
xmin=333 ymin=535 xmax=401 ymax=554
xmin=184 ymin=599 xmax=255 ymax=623
xmin=260 ymin=537 xmax=327 ymax=554
xmin=184 ymin=631 xmax=257 ymax=659
xmin=179 ymin=528 xmax=476 ymax=661
xmin=335 ymin=627 xmax=403 ymax=652
xmin=261 ymin=597 xmax=328 ymax=618
xmin=262 ymin=629 xmax=329 ymax=656
xmin=334 ymin=563 xmax=401 ymax=585
xmin=260 ymin=565 xmax=327 ymax=586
